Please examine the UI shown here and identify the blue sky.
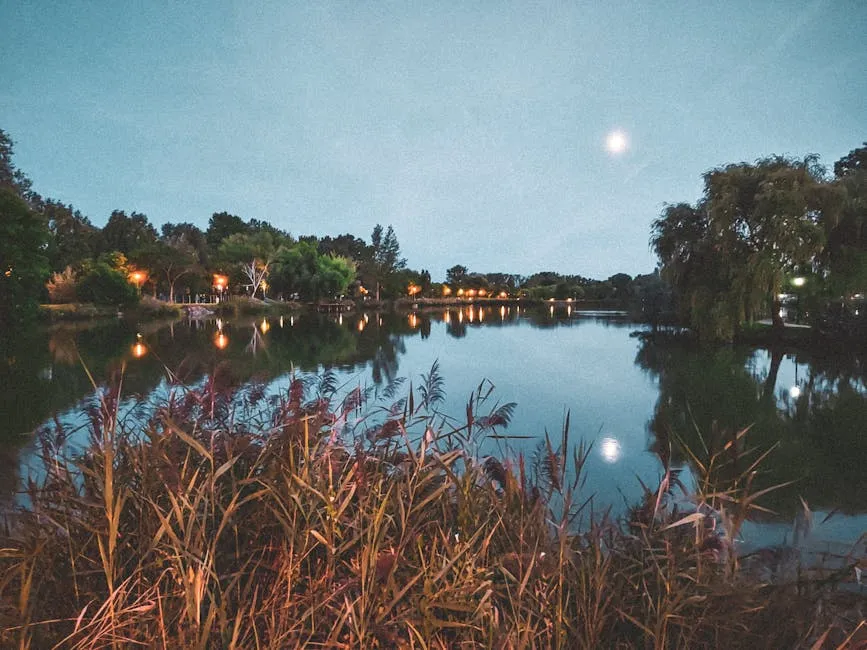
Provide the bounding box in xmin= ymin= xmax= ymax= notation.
xmin=2 ymin=1 xmax=865 ymax=280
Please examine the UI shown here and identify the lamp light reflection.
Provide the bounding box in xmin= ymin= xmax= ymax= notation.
xmin=260 ymin=318 xmax=270 ymax=334
xmin=789 ymin=385 xmax=802 ymax=399
xmin=132 ymin=334 xmax=147 ymax=359
xmin=214 ymin=332 xmax=229 ymax=350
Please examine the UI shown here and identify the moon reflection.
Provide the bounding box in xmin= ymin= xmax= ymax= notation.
xmin=600 ymin=437 xmax=622 ymax=463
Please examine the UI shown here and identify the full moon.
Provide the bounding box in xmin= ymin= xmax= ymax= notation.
xmin=606 ymin=130 xmax=629 ymax=155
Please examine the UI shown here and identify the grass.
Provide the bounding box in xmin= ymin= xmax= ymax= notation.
xmin=1 ymin=363 xmax=865 ymax=648
xmin=213 ymin=296 xmax=304 ymax=318
xmin=39 ymin=303 xmax=120 ymax=322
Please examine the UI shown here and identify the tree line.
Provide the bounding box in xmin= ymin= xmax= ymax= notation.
xmin=651 ymin=142 xmax=867 ymax=342
xmin=1 ymin=127 xmax=661 ymax=332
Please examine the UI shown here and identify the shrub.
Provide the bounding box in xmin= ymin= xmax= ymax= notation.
xmin=76 ymin=262 xmax=139 ymax=306
xmin=45 ymin=265 xmax=78 ymax=303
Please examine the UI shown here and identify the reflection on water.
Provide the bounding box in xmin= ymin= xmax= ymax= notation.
xmin=3 ymin=309 xmax=867 ymax=547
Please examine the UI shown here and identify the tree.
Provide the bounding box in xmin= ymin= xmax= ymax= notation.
xmin=834 ymin=142 xmax=867 ymax=178
xmin=0 ymin=188 xmax=49 ymax=329
xmin=0 ymin=129 xmax=37 ymax=204
xmin=370 ymin=224 xmax=406 ymax=299
xmin=316 ymin=255 xmax=356 ymax=299
xmin=162 ymin=222 xmax=209 ymax=265
xmin=703 ymin=157 xmax=828 ymax=330
xmin=77 ymin=261 xmax=138 ymax=306
xmin=206 ymin=212 xmax=248 ymax=249
xmin=44 ymin=200 xmax=99 ymax=271
xmin=218 ymin=231 xmax=279 ymax=297
xmin=652 ymin=157 xmax=834 ymax=340
xmin=131 ymin=236 xmax=200 ymax=302
xmin=446 ymin=264 xmax=468 ymax=286
xmin=101 ymin=210 xmax=158 ymax=256
xmin=271 ymin=242 xmax=356 ymax=300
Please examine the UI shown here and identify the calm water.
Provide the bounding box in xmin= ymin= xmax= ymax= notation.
xmin=2 ymin=306 xmax=866 ymax=551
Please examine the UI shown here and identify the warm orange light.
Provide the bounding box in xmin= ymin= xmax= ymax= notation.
xmin=132 ymin=342 xmax=147 ymax=359
xmin=442 ymin=285 xmax=452 ymax=296
xmin=468 ymin=306 xmax=475 ymax=323
xmin=408 ymin=284 xmax=421 ymax=296
xmin=260 ymin=318 xmax=270 ymax=334
xmin=500 ymin=305 xmax=506 ymax=320
xmin=467 ymin=289 xmax=476 ymax=297
xmin=499 ymin=291 xmax=508 ymax=298
xmin=566 ymin=297 xmax=573 ymax=302
xmin=478 ymin=307 xmax=485 ymax=322
xmin=478 ymin=288 xmax=487 ymax=297
xmin=213 ymin=274 xmax=228 ymax=288
xmin=129 ymin=270 xmax=147 ymax=286
xmin=457 ymin=288 xmax=465 ymax=296
xmin=357 ymin=319 xmax=365 ymax=332
xmin=359 ymin=285 xmax=369 ymax=295
xmin=444 ymin=310 xmax=451 ymax=323
xmin=214 ymin=332 xmax=229 ymax=350
xmin=408 ymin=313 xmax=419 ymax=328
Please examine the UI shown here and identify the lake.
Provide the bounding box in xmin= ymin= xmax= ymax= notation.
xmin=3 ymin=305 xmax=866 ymax=553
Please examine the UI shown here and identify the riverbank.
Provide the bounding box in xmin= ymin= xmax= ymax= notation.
xmin=1 ymin=375 xmax=863 ymax=648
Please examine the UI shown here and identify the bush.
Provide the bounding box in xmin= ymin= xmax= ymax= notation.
xmin=45 ymin=265 xmax=78 ymax=303
xmin=76 ymin=262 xmax=139 ymax=306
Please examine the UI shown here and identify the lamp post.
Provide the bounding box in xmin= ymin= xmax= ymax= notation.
xmin=129 ymin=270 xmax=146 ymax=296
xmin=213 ymin=274 xmax=228 ymax=303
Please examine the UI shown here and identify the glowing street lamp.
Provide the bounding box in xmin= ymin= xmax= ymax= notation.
xmin=213 ymin=274 xmax=228 ymax=302
xmin=129 ymin=270 xmax=147 ymax=295
xmin=791 ymin=276 xmax=806 ymax=288
xmin=442 ymin=285 xmax=452 ymax=296
xmin=407 ymin=284 xmax=421 ymax=297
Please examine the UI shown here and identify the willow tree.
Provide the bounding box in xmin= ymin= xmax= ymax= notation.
xmin=653 ymin=156 xmax=833 ymax=340
xmin=703 ymin=156 xmax=828 ymax=330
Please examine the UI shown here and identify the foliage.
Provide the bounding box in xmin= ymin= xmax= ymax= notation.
xmin=0 ymin=188 xmax=50 ymax=329
xmin=271 ymin=241 xmax=356 ymax=300
xmin=218 ymin=230 xmax=281 ymax=297
xmin=652 ymin=157 xmax=835 ymax=341
xmin=101 ymin=210 xmax=158 ymax=256
xmin=76 ymin=261 xmax=139 ymax=306
xmin=1 ymin=371 xmax=862 ymax=648
xmin=131 ymin=236 xmax=200 ymax=301
xmin=206 ymin=211 xmax=248 ymax=249
xmin=43 ymin=199 xmax=100 ymax=271
xmin=446 ymin=264 xmax=468 ymax=285
xmin=46 ymin=265 xmax=78 ymax=303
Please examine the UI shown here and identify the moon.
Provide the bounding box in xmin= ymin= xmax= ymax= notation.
xmin=605 ymin=130 xmax=629 ymax=155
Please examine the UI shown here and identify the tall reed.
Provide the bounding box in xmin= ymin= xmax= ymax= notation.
xmin=0 ymin=362 xmax=864 ymax=648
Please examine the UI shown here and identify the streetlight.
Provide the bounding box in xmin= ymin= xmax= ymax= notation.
xmin=213 ymin=274 xmax=228 ymax=303
xmin=129 ymin=270 xmax=147 ymax=295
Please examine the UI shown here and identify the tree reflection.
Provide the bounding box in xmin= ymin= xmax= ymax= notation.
xmin=636 ymin=333 xmax=867 ymax=515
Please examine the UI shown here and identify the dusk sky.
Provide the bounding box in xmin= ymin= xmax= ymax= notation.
xmin=2 ymin=1 xmax=865 ymax=280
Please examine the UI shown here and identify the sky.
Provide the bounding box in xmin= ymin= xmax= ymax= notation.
xmin=2 ymin=1 xmax=865 ymax=281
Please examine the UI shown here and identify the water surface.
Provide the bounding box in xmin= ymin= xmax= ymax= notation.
xmin=3 ymin=306 xmax=866 ymax=552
